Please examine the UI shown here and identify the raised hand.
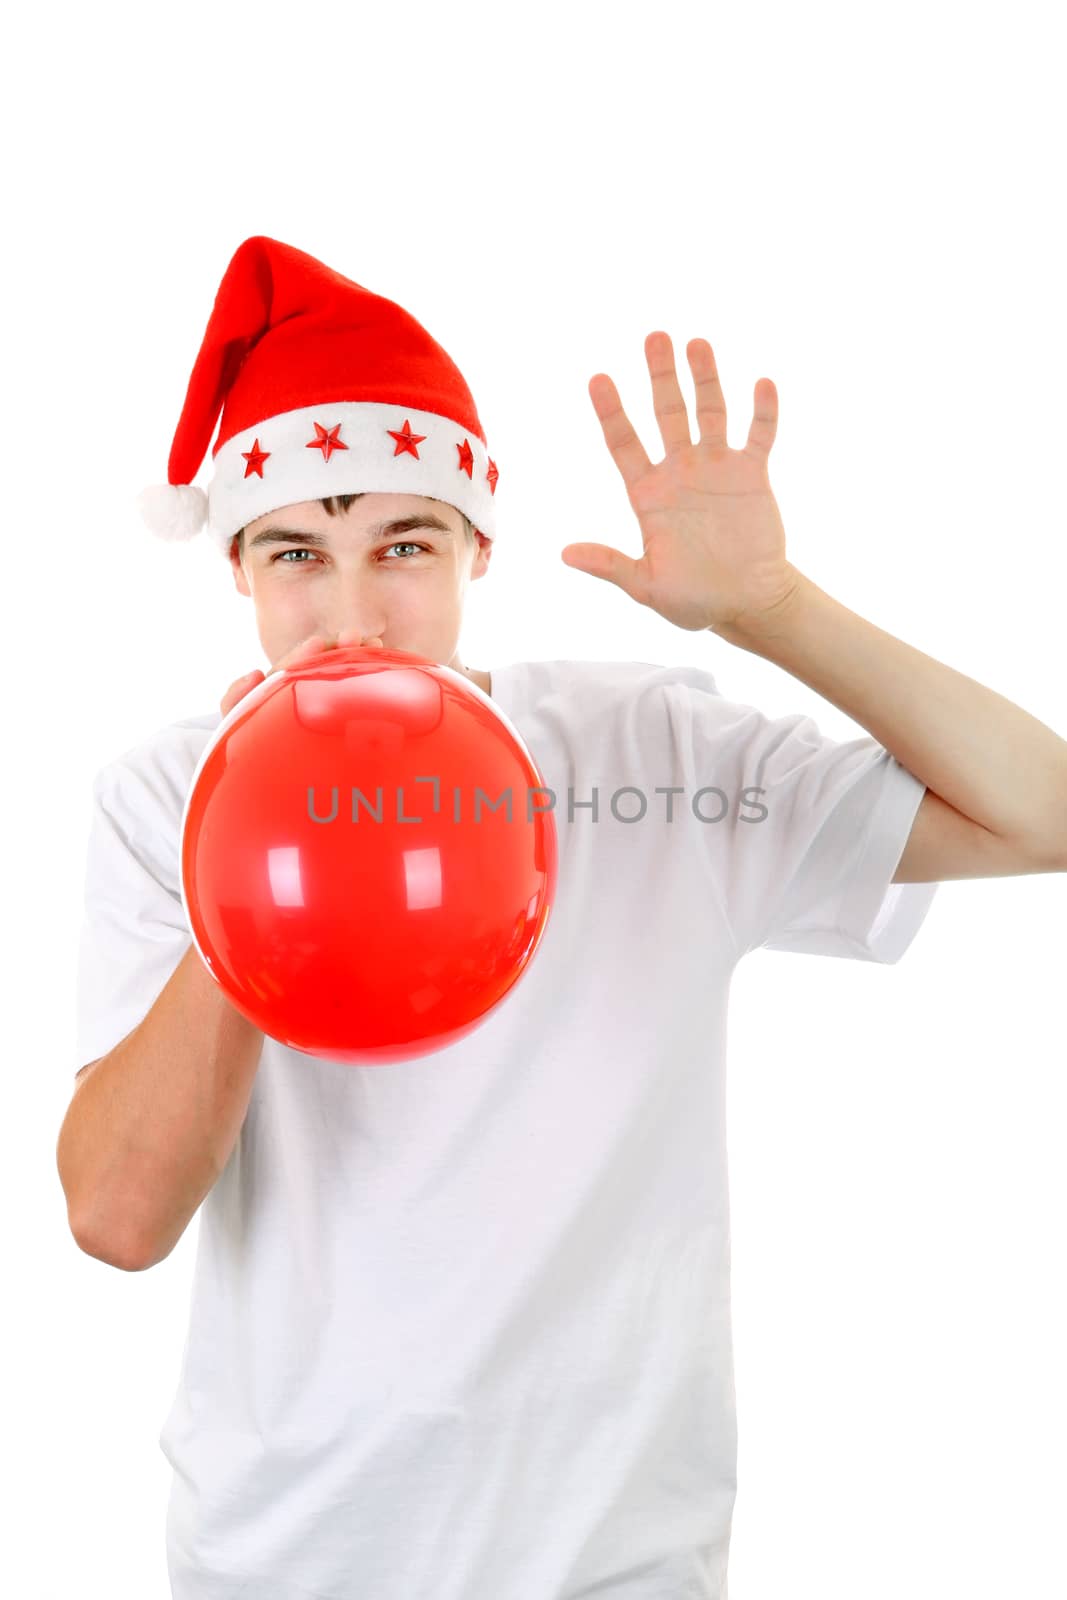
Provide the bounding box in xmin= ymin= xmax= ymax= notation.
xmin=562 ymin=330 xmax=802 ymax=635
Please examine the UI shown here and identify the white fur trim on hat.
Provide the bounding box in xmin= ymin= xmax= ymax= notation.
xmin=204 ymin=402 xmax=498 ymax=558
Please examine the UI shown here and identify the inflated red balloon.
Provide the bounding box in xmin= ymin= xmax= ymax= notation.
xmin=179 ymin=647 xmax=557 ymax=1064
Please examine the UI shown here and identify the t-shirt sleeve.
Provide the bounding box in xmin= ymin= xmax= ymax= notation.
xmin=679 ymin=685 xmax=940 ymax=963
xmin=70 ymin=761 xmax=192 ymax=1075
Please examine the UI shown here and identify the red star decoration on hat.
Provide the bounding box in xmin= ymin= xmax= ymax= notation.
xmin=387 ymin=419 xmax=427 ymax=458
xmin=242 ymin=439 xmax=270 ymax=478
xmin=456 ymin=439 xmax=474 ymax=478
xmin=486 ymin=458 xmax=499 ymax=495
xmin=306 ymin=421 xmax=348 ymax=461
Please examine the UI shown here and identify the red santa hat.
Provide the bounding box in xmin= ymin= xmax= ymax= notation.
xmin=137 ymin=235 xmax=499 ymax=557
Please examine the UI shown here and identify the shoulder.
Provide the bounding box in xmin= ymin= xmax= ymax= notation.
xmin=508 ymin=659 xmax=832 ymax=770
xmin=509 ymin=657 xmax=724 ymax=715
xmin=90 ymin=711 xmax=223 ymax=822
xmin=517 ymin=657 xmax=748 ymax=748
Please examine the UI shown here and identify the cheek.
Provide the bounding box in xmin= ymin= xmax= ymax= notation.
xmin=256 ymin=584 xmax=319 ymax=638
xmin=264 ymin=576 xmax=314 ymax=607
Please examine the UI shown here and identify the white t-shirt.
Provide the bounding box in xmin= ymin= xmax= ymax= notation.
xmin=71 ymin=658 xmax=939 ymax=1600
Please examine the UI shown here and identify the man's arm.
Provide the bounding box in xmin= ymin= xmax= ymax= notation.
xmin=57 ymin=944 xmax=264 ymax=1271
xmin=891 ymin=790 xmax=1065 ymax=882
xmin=715 ymin=573 xmax=1067 ymax=882
xmin=564 ymin=330 xmax=1067 ymax=882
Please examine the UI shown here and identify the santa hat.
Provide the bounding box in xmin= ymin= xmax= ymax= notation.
xmin=137 ymin=235 xmax=499 ymax=558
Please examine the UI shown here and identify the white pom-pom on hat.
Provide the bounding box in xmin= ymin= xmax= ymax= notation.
xmin=137 ymin=483 xmax=209 ymax=542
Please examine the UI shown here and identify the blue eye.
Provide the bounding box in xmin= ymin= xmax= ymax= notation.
xmin=272 ymin=542 xmax=428 ymax=564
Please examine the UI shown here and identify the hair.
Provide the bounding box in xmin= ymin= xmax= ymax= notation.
xmin=232 ymin=494 xmax=475 ymax=562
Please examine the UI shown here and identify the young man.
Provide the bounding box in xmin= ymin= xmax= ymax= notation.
xmin=59 ymin=235 xmax=1067 ymax=1600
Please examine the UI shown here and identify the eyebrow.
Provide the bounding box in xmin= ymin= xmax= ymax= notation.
xmin=247 ymin=513 xmax=455 ymax=551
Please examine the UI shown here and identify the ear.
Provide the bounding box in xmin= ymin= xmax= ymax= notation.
xmin=229 ymin=540 xmax=251 ymax=597
xmin=472 ymin=530 xmax=493 ymax=578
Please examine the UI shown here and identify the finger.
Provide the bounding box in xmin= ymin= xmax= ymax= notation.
xmin=645 ymin=330 xmax=693 ymax=455
xmin=291 ymin=632 xmax=333 ymax=660
xmin=588 ymin=372 xmax=653 ymax=491
xmin=220 ymin=671 xmax=260 ymax=715
xmin=687 ymin=338 xmax=728 ymax=449
xmin=745 ymin=377 xmax=778 ymax=462
xmin=560 ymin=542 xmax=645 ymax=601
xmin=269 ymin=635 xmax=328 ymax=675
xmin=338 ymin=632 xmax=383 ymax=649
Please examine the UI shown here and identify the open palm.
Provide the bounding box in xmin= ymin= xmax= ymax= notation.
xmin=562 ymin=331 xmax=801 ymax=634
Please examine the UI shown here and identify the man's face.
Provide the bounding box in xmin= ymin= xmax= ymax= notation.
xmin=231 ymin=493 xmax=491 ymax=670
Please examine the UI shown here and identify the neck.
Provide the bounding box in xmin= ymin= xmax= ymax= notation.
xmin=458 ymin=663 xmax=491 ymax=697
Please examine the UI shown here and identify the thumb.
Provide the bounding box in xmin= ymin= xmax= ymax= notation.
xmin=560 ymin=543 xmax=642 ymax=596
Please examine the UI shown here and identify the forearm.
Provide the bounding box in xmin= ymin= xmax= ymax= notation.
xmin=57 ymin=944 xmax=264 ymax=1269
xmin=715 ymin=569 xmax=1067 ymax=856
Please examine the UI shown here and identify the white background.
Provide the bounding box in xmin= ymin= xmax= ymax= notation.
xmin=6 ymin=1 xmax=1065 ymax=1596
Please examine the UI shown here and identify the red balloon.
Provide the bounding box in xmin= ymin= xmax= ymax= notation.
xmin=180 ymin=647 xmax=557 ymax=1064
